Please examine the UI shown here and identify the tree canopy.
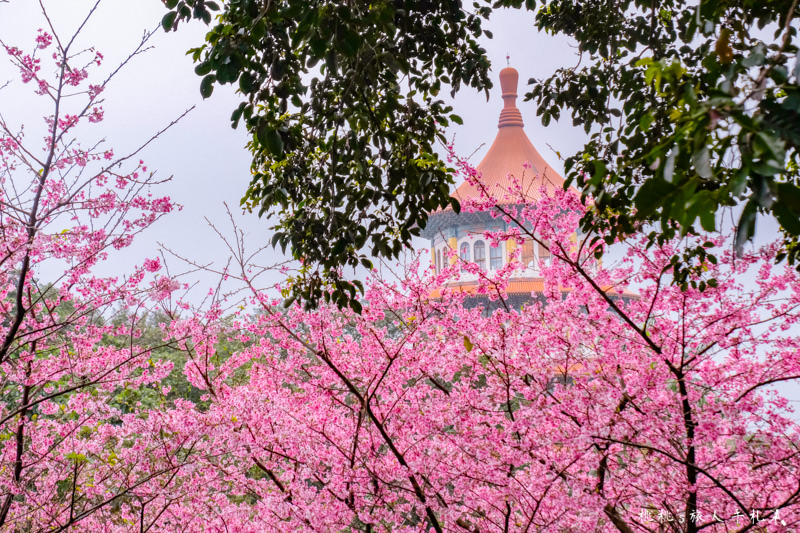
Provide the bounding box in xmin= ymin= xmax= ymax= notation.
xmin=164 ymin=0 xmax=800 ymax=305
xmin=528 ymin=0 xmax=800 ymax=287
xmin=163 ymin=0 xmax=494 ymax=311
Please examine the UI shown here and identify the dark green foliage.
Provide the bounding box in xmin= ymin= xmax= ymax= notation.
xmin=163 ymin=0 xmax=491 ymax=311
xmin=522 ymin=0 xmax=800 ymax=285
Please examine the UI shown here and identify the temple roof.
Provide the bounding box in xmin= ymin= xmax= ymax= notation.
xmin=452 ymin=67 xmax=565 ymax=204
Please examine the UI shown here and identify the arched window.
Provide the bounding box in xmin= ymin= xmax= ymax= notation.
xmin=490 ymin=244 xmax=503 ymax=270
xmin=459 ymin=242 xmax=470 ymax=271
xmin=435 ymin=248 xmax=442 ymax=273
xmin=521 ymin=238 xmax=535 ymax=268
xmin=473 ymin=241 xmax=486 ymax=271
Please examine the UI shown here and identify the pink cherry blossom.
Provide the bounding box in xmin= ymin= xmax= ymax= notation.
xmin=143 ymin=257 xmax=162 ymax=272
xmin=1 ymin=8 xmax=799 ymax=533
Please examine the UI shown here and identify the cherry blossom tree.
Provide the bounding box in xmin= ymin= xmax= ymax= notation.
xmin=151 ymin=164 xmax=800 ymax=531
xmin=3 ymin=3 xmax=800 ymax=533
xmin=0 ymin=2 xmax=201 ymax=529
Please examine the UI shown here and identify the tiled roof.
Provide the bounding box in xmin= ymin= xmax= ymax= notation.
xmin=428 ymin=279 xmax=551 ymax=298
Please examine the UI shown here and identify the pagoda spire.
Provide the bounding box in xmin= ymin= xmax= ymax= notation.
xmin=448 ymin=65 xmax=565 ymax=205
xmin=498 ymin=67 xmax=524 ymax=129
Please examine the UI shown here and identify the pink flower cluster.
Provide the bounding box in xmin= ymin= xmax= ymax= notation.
xmin=143 ymin=257 xmax=161 ymax=272
xmin=35 ymin=30 xmax=53 ymax=50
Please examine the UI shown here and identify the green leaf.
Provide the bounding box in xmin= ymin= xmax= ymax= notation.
xmin=161 ymin=11 xmax=178 ymax=32
xmin=693 ymin=145 xmax=711 ymax=179
xmin=699 ymin=206 xmax=716 ymax=232
xmin=230 ymin=102 xmax=247 ymax=128
xmin=239 ymin=72 xmax=256 ymax=94
xmin=777 ymin=183 xmax=800 ymax=213
xmin=200 ymin=74 xmax=216 ymax=98
xmin=742 ymin=47 xmax=766 ymax=67
xmin=774 ymin=202 xmax=800 ymax=235
xmin=735 ymin=200 xmax=757 ymax=255
xmin=339 ymin=29 xmax=362 ymax=57
xmin=66 ymin=452 xmax=87 ymax=463
xmin=754 ymin=131 xmax=786 ymax=162
xmin=331 ymin=238 xmax=347 ymax=256
xmin=256 ymin=125 xmax=283 ymax=156
xmin=463 ymin=336 xmax=474 ymax=352
xmin=634 ymin=178 xmax=673 ymax=217
xmin=194 ymin=61 xmax=212 ymax=76
xmin=639 ymin=112 xmax=654 ymax=131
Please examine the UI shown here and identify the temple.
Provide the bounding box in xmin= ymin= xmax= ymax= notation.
xmin=420 ymin=65 xmax=568 ymax=308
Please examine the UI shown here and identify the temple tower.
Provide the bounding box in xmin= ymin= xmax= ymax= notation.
xmin=420 ymin=66 xmax=567 ymax=308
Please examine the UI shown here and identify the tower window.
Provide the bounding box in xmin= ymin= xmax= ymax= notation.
xmin=459 ymin=242 xmax=470 ymax=271
xmin=490 ymin=244 xmax=503 ymax=270
xmin=474 ymin=241 xmax=486 ymax=271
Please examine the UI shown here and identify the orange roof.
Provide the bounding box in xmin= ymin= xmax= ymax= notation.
xmin=429 ymin=280 xmax=551 ymax=298
xmin=453 ymin=67 xmax=566 ymax=204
